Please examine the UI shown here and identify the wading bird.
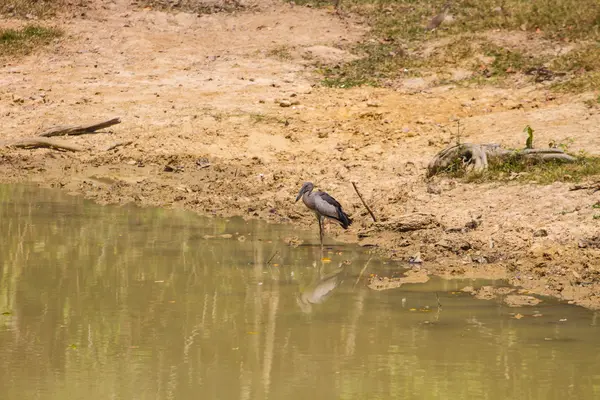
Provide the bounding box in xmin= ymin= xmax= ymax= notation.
xmin=295 ymin=182 xmax=352 ymax=246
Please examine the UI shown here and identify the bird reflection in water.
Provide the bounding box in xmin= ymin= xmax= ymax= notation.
xmin=296 ymin=263 xmax=346 ymax=314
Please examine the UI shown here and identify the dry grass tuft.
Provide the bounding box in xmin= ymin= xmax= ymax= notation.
xmin=0 ymin=0 xmax=67 ymax=18
xmin=137 ymin=0 xmax=249 ymax=14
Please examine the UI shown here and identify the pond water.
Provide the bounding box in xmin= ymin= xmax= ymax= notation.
xmin=0 ymin=185 xmax=599 ymax=400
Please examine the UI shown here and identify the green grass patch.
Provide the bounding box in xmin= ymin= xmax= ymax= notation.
xmin=294 ymin=0 xmax=600 ymax=91
xmin=0 ymin=25 xmax=62 ymax=57
xmin=464 ymin=155 xmax=600 ymax=185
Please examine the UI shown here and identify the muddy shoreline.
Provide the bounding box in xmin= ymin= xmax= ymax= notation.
xmin=1 ymin=149 xmax=599 ymax=309
xmin=1 ymin=1 xmax=600 ymax=308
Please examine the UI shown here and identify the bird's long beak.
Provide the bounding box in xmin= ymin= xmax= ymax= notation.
xmin=295 ymin=190 xmax=302 ymax=202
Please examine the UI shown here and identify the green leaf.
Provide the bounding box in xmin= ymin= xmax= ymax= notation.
xmin=524 ymin=125 xmax=534 ymax=149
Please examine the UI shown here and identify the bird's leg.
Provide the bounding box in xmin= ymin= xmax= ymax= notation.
xmin=318 ymin=215 xmax=324 ymax=248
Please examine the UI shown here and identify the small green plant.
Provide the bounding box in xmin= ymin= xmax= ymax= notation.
xmin=454 ymin=120 xmax=464 ymax=145
xmin=592 ymin=202 xmax=600 ymax=209
xmin=594 ymin=214 xmax=600 ymax=220
xmin=524 ymin=125 xmax=534 ymax=149
xmin=583 ymin=95 xmax=600 ymax=108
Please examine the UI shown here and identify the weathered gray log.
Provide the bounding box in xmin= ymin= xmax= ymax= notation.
xmin=39 ymin=117 xmax=121 ymax=137
xmin=427 ymin=143 xmax=576 ymax=177
xmin=1 ymin=138 xmax=83 ymax=152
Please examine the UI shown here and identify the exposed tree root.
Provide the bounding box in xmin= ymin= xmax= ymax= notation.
xmin=427 ymin=143 xmax=577 ymax=177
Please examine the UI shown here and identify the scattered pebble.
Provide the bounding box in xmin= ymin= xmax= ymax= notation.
xmin=533 ymin=228 xmax=548 ymax=237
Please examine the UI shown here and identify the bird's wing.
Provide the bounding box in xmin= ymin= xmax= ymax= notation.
xmin=314 ymin=191 xmax=343 ymax=219
xmin=317 ymin=191 xmax=342 ymax=208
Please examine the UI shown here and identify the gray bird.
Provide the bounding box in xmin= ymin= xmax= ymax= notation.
xmin=426 ymin=2 xmax=451 ymax=31
xmin=295 ymin=182 xmax=352 ymax=246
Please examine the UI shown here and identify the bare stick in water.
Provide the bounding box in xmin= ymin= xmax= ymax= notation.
xmin=267 ymin=250 xmax=279 ymax=265
xmin=353 ymin=255 xmax=372 ymax=289
xmin=352 ymin=182 xmax=377 ymax=222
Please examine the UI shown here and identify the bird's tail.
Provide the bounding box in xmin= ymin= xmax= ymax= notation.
xmin=337 ymin=209 xmax=352 ymax=229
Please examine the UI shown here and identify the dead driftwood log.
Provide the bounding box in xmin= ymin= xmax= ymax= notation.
xmin=0 ymin=138 xmax=83 ymax=152
xmin=1 ymin=117 xmax=123 ymax=152
xmin=427 ymin=143 xmax=576 ymax=177
xmin=39 ymin=117 xmax=121 ymax=137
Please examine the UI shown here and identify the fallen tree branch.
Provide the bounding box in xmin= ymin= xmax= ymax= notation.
xmin=1 ymin=137 xmax=83 ymax=152
xmin=570 ymin=181 xmax=600 ymax=192
xmin=352 ymin=182 xmax=377 ymax=222
xmin=427 ymin=143 xmax=577 ymax=177
xmin=39 ymin=117 xmax=121 ymax=137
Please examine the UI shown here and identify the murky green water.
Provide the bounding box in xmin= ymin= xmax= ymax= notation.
xmin=1 ymin=185 xmax=599 ymax=400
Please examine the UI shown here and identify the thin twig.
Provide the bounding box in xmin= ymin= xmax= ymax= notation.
xmin=352 ymin=182 xmax=377 ymax=222
xmin=103 ymin=140 xmax=133 ymax=151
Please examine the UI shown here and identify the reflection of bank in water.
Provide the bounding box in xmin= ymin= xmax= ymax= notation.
xmin=296 ymin=264 xmax=346 ymax=314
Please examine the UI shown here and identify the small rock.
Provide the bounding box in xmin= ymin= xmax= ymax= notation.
xmin=533 ymin=229 xmax=548 ymax=237
xmin=465 ymin=218 xmax=481 ymax=231
xmin=164 ymin=164 xmax=184 ymax=173
xmin=279 ymin=100 xmax=292 ymax=107
xmin=317 ymin=131 xmax=328 ymax=138
xmin=366 ymin=100 xmax=381 ymax=107
xmin=196 ymin=157 xmax=211 ymax=168
xmin=427 ymin=183 xmax=442 ymax=195
xmin=284 ymin=236 xmax=303 ymax=247
xmin=408 ymin=252 xmax=423 ymax=264
xmin=504 ymin=295 xmax=542 ymax=307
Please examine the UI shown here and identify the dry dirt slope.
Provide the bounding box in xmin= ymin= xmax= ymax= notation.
xmin=1 ymin=0 xmax=600 ymax=308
